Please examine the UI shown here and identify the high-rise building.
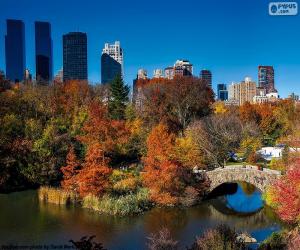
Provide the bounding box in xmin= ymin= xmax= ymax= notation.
xmin=164 ymin=60 xmax=193 ymax=79
xmin=200 ymin=69 xmax=212 ymax=87
xmin=35 ymin=21 xmax=53 ymax=84
xmin=153 ymin=69 xmax=163 ymax=78
xmin=5 ymin=19 xmax=26 ymax=82
xmin=217 ymin=83 xmax=228 ymax=101
xmin=101 ymin=41 xmax=123 ymax=84
xmin=63 ymin=32 xmax=88 ymax=81
xmin=228 ymin=77 xmax=257 ymax=105
xmin=258 ymin=66 xmax=276 ymax=93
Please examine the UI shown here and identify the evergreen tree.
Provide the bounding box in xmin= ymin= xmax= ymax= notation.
xmin=108 ymin=74 xmax=130 ymax=120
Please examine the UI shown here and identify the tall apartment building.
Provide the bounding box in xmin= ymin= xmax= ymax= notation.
xmin=228 ymin=77 xmax=257 ymax=105
xmin=5 ymin=19 xmax=26 ymax=82
xmin=153 ymin=69 xmax=163 ymax=78
xmin=35 ymin=21 xmax=53 ymax=84
xmin=200 ymin=69 xmax=212 ymax=87
xmin=137 ymin=69 xmax=148 ymax=80
xmin=63 ymin=32 xmax=88 ymax=81
xmin=217 ymin=83 xmax=228 ymax=101
xmin=258 ymin=66 xmax=276 ymax=93
xmin=164 ymin=60 xmax=193 ymax=79
xmin=101 ymin=41 xmax=123 ymax=84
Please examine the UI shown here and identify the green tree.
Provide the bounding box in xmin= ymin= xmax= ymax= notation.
xmin=108 ymin=74 xmax=130 ymax=120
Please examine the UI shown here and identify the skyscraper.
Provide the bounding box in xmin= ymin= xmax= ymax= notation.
xmin=35 ymin=21 xmax=53 ymax=83
xmin=228 ymin=77 xmax=257 ymax=105
xmin=5 ymin=19 xmax=26 ymax=82
xmin=101 ymin=41 xmax=123 ymax=84
xmin=258 ymin=66 xmax=276 ymax=93
xmin=63 ymin=32 xmax=88 ymax=81
xmin=217 ymin=83 xmax=228 ymax=101
xmin=200 ymin=69 xmax=212 ymax=87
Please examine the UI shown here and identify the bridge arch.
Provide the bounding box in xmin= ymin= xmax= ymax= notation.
xmin=203 ymin=166 xmax=281 ymax=193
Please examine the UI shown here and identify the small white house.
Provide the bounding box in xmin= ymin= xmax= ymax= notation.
xmin=257 ymin=146 xmax=284 ymax=161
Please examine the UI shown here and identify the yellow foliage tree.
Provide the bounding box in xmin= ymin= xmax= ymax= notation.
xmin=174 ymin=133 xmax=203 ymax=168
xmin=214 ymin=101 xmax=228 ymax=114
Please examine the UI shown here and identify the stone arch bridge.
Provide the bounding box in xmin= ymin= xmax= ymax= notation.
xmin=196 ymin=166 xmax=282 ymax=193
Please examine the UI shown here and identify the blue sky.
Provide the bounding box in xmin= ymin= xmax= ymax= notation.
xmin=1 ymin=0 xmax=299 ymax=97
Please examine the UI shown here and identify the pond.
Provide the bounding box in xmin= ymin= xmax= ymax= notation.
xmin=0 ymin=182 xmax=284 ymax=249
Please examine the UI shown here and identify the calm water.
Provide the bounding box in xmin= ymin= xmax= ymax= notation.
xmin=0 ymin=182 xmax=283 ymax=249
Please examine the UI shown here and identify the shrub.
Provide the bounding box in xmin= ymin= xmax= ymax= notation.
xmin=82 ymin=188 xmax=151 ymax=216
xmin=269 ymin=158 xmax=286 ymax=172
xmin=38 ymin=186 xmax=78 ymax=205
xmin=147 ymin=228 xmax=178 ymax=250
xmin=258 ymin=232 xmax=287 ymax=250
xmin=113 ymin=176 xmax=140 ymax=195
xmin=188 ymin=224 xmax=246 ymax=250
xmin=179 ymin=186 xmax=200 ymax=207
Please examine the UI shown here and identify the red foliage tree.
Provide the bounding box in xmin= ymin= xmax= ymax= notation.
xmin=273 ymin=159 xmax=300 ymax=224
xmin=78 ymin=101 xmax=129 ymax=152
xmin=61 ymin=147 xmax=80 ymax=191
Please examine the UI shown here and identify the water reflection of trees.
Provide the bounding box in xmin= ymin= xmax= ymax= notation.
xmin=239 ymin=182 xmax=256 ymax=196
xmin=38 ymin=201 xmax=141 ymax=243
xmin=143 ymin=207 xmax=189 ymax=236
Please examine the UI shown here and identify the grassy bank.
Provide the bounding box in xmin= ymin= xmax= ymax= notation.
xmin=38 ymin=186 xmax=151 ymax=216
xmin=38 ymin=186 xmax=79 ymax=205
xmin=82 ymin=188 xmax=151 ymax=216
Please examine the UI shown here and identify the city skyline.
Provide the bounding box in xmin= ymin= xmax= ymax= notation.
xmin=1 ymin=0 xmax=300 ymax=97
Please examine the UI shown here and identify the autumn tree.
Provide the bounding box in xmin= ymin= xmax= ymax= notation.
xmin=61 ymin=147 xmax=80 ymax=191
xmin=108 ymin=74 xmax=130 ymax=120
xmin=188 ymin=114 xmax=248 ymax=168
xmin=270 ymin=160 xmax=300 ymax=224
xmin=76 ymin=143 xmax=112 ymax=197
xmin=143 ymin=123 xmax=191 ymax=205
xmin=140 ymin=77 xmax=214 ymax=133
xmin=79 ymin=101 xmax=129 ymax=152
xmin=213 ymin=101 xmax=228 ymax=114
xmin=74 ymin=101 xmax=129 ymax=196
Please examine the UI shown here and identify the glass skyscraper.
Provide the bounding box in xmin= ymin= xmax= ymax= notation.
xmin=217 ymin=83 xmax=228 ymax=101
xmin=200 ymin=69 xmax=212 ymax=87
xmin=35 ymin=21 xmax=53 ymax=84
xmin=101 ymin=41 xmax=123 ymax=84
xmin=101 ymin=54 xmax=122 ymax=84
xmin=5 ymin=19 xmax=26 ymax=82
xmin=63 ymin=32 xmax=88 ymax=81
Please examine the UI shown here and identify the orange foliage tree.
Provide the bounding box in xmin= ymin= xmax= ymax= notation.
xmin=62 ymin=100 xmax=130 ymax=197
xmin=76 ymin=143 xmax=112 ymax=197
xmin=142 ymin=123 xmax=188 ymax=206
xmin=61 ymin=146 xmax=80 ymax=191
